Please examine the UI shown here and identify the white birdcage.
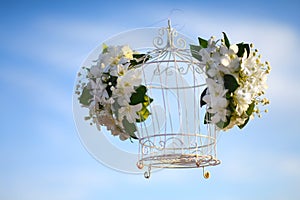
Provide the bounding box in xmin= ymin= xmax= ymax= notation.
xmin=74 ymin=20 xmax=270 ymax=180
xmin=135 ymin=21 xmax=220 ymax=178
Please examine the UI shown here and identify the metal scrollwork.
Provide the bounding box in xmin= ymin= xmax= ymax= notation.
xmin=153 ymin=28 xmax=167 ymax=49
xmin=153 ymin=21 xmax=186 ymax=50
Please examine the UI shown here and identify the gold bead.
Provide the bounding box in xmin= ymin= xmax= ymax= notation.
xmin=136 ymin=162 xmax=144 ymax=169
xmin=204 ymin=171 xmax=210 ymax=179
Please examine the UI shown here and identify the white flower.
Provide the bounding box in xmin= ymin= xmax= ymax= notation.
xmin=220 ymin=44 xmax=238 ymax=55
xmin=203 ymin=78 xmax=229 ymax=123
xmin=118 ymin=103 xmax=143 ymax=124
xmin=93 ymin=45 xmax=133 ymax=76
xmin=219 ymin=44 xmax=240 ymax=73
xmin=205 ymin=78 xmax=227 ymax=98
xmin=109 ymin=62 xmax=130 ymax=77
xmin=198 ymin=49 xmax=220 ymax=79
xmin=207 ymin=36 xmax=217 ymax=52
xmin=234 ymin=87 xmax=252 ymax=115
xmin=108 ymin=65 xmax=118 ymax=77
xmin=90 ymin=64 xmax=104 ymax=78
xmin=96 ymin=45 xmax=132 ymax=74
xmin=90 ymin=78 xmax=108 ymax=102
xmin=121 ymin=45 xmax=133 ymax=60
xmin=117 ymin=64 xmax=127 ymax=76
xmin=199 ymin=48 xmax=211 ymax=64
xmin=241 ymin=55 xmax=256 ymax=76
xmin=210 ymin=105 xmax=229 ymax=123
xmin=112 ymin=69 xmax=142 ymax=106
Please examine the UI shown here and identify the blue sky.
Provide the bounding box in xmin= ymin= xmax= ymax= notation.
xmin=1 ymin=0 xmax=300 ymax=199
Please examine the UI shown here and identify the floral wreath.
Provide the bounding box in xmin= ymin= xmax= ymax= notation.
xmin=75 ymin=32 xmax=270 ymax=141
xmin=75 ymin=44 xmax=152 ymax=141
xmin=191 ymin=32 xmax=270 ymax=130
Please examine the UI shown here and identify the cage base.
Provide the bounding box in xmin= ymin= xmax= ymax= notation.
xmin=138 ymin=153 xmax=220 ymax=169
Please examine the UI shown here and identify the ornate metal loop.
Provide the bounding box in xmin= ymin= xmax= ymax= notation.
xmin=159 ymin=140 xmax=166 ymax=149
xmin=153 ymin=24 xmax=186 ymax=50
xmin=164 ymin=136 xmax=184 ymax=148
xmin=142 ymin=141 xmax=153 ymax=155
xmin=153 ymin=28 xmax=166 ymax=49
xmin=153 ymin=65 xmax=173 ymax=76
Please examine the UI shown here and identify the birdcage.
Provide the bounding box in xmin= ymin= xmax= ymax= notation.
xmin=134 ymin=22 xmax=220 ymax=178
xmin=74 ymin=20 xmax=271 ymax=180
xmin=74 ymin=21 xmax=221 ymax=179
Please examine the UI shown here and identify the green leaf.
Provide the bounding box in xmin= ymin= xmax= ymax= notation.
xmin=122 ymin=118 xmax=138 ymax=139
xmin=225 ymin=92 xmax=231 ymax=99
xmin=200 ymin=88 xmax=208 ymax=107
xmin=236 ymin=43 xmax=250 ymax=58
xmin=216 ymin=118 xmax=230 ymax=129
xmin=136 ymin=107 xmax=151 ymax=122
xmin=246 ymin=101 xmax=255 ymax=116
xmin=130 ymin=85 xmax=147 ymax=105
xmin=228 ymin=98 xmax=236 ymax=112
xmin=102 ymin=43 xmax=108 ymax=54
xmin=237 ymin=101 xmax=255 ymax=129
xmin=204 ymin=112 xmax=211 ymax=124
xmin=112 ymin=101 xmax=121 ymax=119
xmin=236 ymin=43 xmax=245 ymax=57
xmin=224 ymin=74 xmax=239 ymax=93
xmin=222 ymin=32 xmax=230 ymax=48
xmin=78 ymin=86 xmax=92 ymax=106
xmin=133 ymin=53 xmax=150 ymax=61
xmin=238 ymin=117 xmax=250 ymax=129
xmin=128 ymin=54 xmax=150 ymax=69
xmin=190 ymin=44 xmax=202 ymax=61
xmin=244 ymin=43 xmax=250 ymax=58
xmin=198 ymin=37 xmax=208 ymax=48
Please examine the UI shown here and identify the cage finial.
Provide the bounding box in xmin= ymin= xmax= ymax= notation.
xmin=168 ymin=19 xmax=171 ymax=30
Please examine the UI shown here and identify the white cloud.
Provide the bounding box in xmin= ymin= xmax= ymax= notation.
xmin=1 ymin=167 xmax=115 ymax=200
xmin=3 ymin=18 xmax=130 ymax=74
xmin=278 ymin=155 xmax=300 ymax=178
xmin=267 ymin=73 xmax=300 ymax=109
xmin=0 ymin=67 xmax=71 ymax=119
xmin=217 ymin=147 xmax=300 ymax=185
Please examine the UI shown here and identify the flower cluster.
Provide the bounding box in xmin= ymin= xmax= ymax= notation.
xmin=191 ymin=33 xmax=270 ymax=130
xmin=75 ymin=44 xmax=152 ymax=141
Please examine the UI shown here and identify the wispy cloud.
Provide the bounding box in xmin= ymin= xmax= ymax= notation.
xmin=0 ymin=67 xmax=71 ymax=119
xmin=1 ymin=166 xmax=115 ymax=200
